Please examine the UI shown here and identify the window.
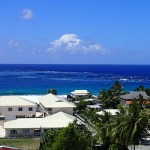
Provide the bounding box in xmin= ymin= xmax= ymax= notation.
xmin=16 ymin=115 xmax=25 ymax=118
xmin=23 ymin=129 xmax=29 ymax=133
xmin=8 ymin=107 xmax=12 ymax=111
xmin=34 ymin=129 xmax=41 ymax=137
xmin=48 ymin=108 xmax=52 ymax=111
xmin=23 ymin=129 xmax=30 ymax=137
xmin=29 ymin=107 xmax=33 ymax=111
xmin=10 ymin=130 xmax=17 ymax=135
xmin=18 ymin=107 xmax=23 ymax=111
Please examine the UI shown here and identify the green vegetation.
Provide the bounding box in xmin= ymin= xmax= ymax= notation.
xmin=40 ymin=122 xmax=93 ymax=150
xmin=91 ymin=100 xmax=150 ymax=150
xmin=2 ymin=81 xmax=149 ymax=150
xmin=98 ymin=81 xmax=125 ymax=109
xmin=0 ymin=138 xmax=40 ymax=150
xmin=75 ymin=82 xmax=150 ymax=150
xmin=39 ymin=129 xmax=59 ymax=150
xmin=76 ymin=100 xmax=89 ymax=111
xmin=47 ymin=89 xmax=57 ymax=95
xmin=135 ymin=85 xmax=150 ymax=97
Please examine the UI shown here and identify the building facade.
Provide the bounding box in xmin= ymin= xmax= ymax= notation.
xmin=0 ymin=96 xmax=36 ymax=120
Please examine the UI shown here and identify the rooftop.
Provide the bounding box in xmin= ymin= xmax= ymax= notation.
xmin=0 ymin=96 xmax=36 ymax=107
xmin=19 ymin=95 xmax=43 ymax=104
xmin=38 ymin=93 xmax=76 ymax=108
xmin=120 ymin=91 xmax=150 ymax=100
xmin=71 ymin=90 xmax=90 ymax=96
xmin=4 ymin=111 xmax=76 ymax=129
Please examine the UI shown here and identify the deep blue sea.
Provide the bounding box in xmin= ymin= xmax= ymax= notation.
xmin=0 ymin=64 xmax=150 ymax=95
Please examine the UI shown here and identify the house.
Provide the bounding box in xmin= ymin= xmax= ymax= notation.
xmin=0 ymin=96 xmax=36 ymax=120
xmin=4 ymin=111 xmax=76 ymax=138
xmin=96 ymin=109 xmax=120 ymax=116
xmin=71 ymin=90 xmax=90 ymax=97
xmin=120 ymin=91 xmax=150 ymax=106
xmin=38 ymin=94 xmax=76 ymax=115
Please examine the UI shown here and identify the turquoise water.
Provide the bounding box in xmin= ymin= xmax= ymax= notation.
xmin=0 ymin=64 xmax=150 ymax=95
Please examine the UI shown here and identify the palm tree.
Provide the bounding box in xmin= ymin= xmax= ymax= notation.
xmin=108 ymin=101 xmax=149 ymax=150
xmin=127 ymin=100 xmax=149 ymax=150
xmin=98 ymin=81 xmax=125 ymax=109
xmin=135 ymin=85 xmax=145 ymax=91
xmin=95 ymin=111 xmax=113 ymax=145
xmin=47 ymin=88 xmax=57 ymax=95
xmin=115 ymin=100 xmax=149 ymax=150
xmin=110 ymin=105 xmax=129 ymax=147
xmin=110 ymin=81 xmax=124 ymax=96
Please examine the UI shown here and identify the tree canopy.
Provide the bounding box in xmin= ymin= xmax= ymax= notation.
xmin=94 ymin=100 xmax=150 ymax=150
xmin=39 ymin=122 xmax=93 ymax=150
xmin=47 ymin=89 xmax=57 ymax=95
xmin=98 ymin=81 xmax=124 ymax=108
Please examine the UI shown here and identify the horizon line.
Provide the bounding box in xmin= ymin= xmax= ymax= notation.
xmin=0 ymin=63 xmax=150 ymax=66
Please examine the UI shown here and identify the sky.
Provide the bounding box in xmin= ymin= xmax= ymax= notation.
xmin=0 ymin=0 xmax=150 ymax=64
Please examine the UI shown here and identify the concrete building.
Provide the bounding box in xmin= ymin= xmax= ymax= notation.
xmin=4 ymin=111 xmax=76 ymax=138
xmin=38 ymin=94 xmax=76 ymax=115
xmin=71 ymin=90 xmax=90 ymax=97
xmin=0 ymin=96 xmax=36 ymax=120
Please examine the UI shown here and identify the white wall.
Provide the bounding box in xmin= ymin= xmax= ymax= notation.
xmin=5 ymin=128 xmax=45 ymax=137
xmin=52 ymin=107 xmax=73 ymax=115
xmin=0 ymin=106 xmax=36 ymax=120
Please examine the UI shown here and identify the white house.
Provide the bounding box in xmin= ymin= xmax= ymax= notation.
xmin=38 ymin=94 xmax=76 ymax=115
xmin=71 ymin=90 xmax=90 ymax=97
xmin=4 ymin=111 xmax=76 ymax=138
xmin=0 ymin=96 xmax=36 ymax=120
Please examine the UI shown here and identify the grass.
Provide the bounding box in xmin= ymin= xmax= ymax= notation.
xmin=0 ymin=138 xmax=40 ymax=150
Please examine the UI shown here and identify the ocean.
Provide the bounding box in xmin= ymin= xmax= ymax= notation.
xmin=0 ymin=64 xmax=150 ymax=95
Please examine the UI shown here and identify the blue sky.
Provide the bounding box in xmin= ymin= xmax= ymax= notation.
xmin=0 ymin=0 xmax=150 ymax=64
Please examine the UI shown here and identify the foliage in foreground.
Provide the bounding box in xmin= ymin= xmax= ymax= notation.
xmin=39 ymin=122 xmax=93 ymax=150
xmin=94 ymin=100 xmax=150 ymax=150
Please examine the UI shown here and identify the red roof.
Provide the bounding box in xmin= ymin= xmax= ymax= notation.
xmin=125 ymin=100 xmax=150 ymax=105
xmin=0 ymin=146 xmax=20 ymax=150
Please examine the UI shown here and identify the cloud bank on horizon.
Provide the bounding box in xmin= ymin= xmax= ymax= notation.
xmin=0 ymin=33 xmax=108 ymax=59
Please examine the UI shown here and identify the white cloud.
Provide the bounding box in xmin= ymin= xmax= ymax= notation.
xmin=7 ymin=40 xmax=21 ymax=47
xmin=50 ymin=34 xmax=81 ymax=49
xmin=47 ymin=34 xmax=106 ymax=55
xmin=20 ymin=9 xmax=33 ymax=20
